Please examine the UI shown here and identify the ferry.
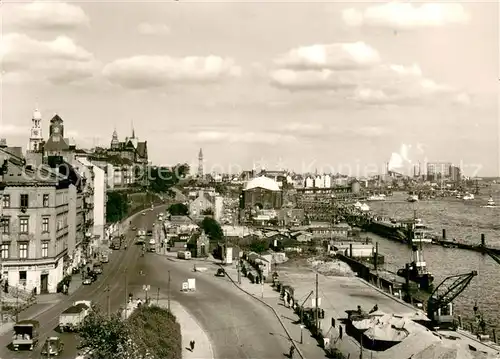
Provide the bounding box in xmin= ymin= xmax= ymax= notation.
xmin=482 ymin=196 xmax=497 ymax=208
xmin=407 ymin=195 xmax=419 ymax=203
xmin=463 ymin=193 xmax=475 ymax=201
xmin=412 ymin=219 xmax=433 ymax=244
xmin=367 ymin=194 xmax=386 ymax=201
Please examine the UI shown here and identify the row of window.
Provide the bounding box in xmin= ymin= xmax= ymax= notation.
xmin=1 ymin=216 xmax=53 ymax=234
xmin=0 ymin=242 xmax=49 ymax=259
xmin=2 ymin=194 xmax=50 ymax=208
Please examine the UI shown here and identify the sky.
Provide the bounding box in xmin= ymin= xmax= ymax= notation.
xmin=1 ymin=1 xmax=499 ymax=177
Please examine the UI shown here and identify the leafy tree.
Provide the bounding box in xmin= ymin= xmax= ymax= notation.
xmin=128 ymin=305 xmax=182 ymax=359
xmin=201 ymin=207 xmax=213 ymax=215
xmin=148 ymin=164 xmax=190 ymax=194
xmin=201 ymin=217 xmax=224 ymax=240
xmin=168 ymin=203 xmax=189 ymax=216
xmin=106 ymin=192 xmax=129 ymax=222
xmin=249 ymin=240 xmax=268 ymax=253
xmin=78 ymin=306 xmax=130 ymax=359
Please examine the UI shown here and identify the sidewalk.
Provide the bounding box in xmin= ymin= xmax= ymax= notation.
xmin=157 ymin=299 xmax=214 ymax=359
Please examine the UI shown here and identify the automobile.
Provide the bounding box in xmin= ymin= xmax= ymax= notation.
xmin=142 ymin=212 xmax=146 ymax=216
xmin=83 ymin=278 xmax=92 ymax=285
xmin=131 ymin=226 xmax=137 ymax=231
xmin=41 ymin=336 xmax=64 ymax=356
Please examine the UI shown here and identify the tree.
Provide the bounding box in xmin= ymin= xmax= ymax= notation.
xmin=78 ymin=306 xmax=130 ymax=359
xmin=201 ymin=217 xmax=224 ymax=240
xmin=78 ymin=304 xmax=182 ymax=359
xmin=168 ymin=203 xmax=189 ymax=216
xmin=127 ymin=305 xmax=182 ymax=359
xmin=147 ymin=163 xmax=190 ymax=194
xmin=249 ymin=240 xmax=268 ymax=253
xmin=106 ymin=192 xmax=129 ymax=222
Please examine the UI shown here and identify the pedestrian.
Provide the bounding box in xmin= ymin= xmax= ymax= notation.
xmin=289 ymin=345 xmax=295 ymax=358
xmin=190 ymin=340 xmax=195 ymax=351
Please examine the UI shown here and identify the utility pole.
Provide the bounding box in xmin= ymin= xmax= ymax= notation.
xmin=16 ymin=285 xmax=19 ymax=322
xmin=156 ymin=287 xmax=160 ymax=305
xmin=168 ymin=271 xmax=171 ymax=311
xmin=315 ymin=273 xmax=319 ymax=331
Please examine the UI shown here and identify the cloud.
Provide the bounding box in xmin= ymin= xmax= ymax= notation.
xmin=1 ymin=33 xmax=99 ymax=85
xmin=275 ymin=42 xmax=380 ymax=70
xmin=0 ymin=124 xmax=30 ymax=136
xmin=270 ymin=42 xmax=465 ymax=105
xmin=283 ymin=122 xmax=388 ymax=139
xmin=137 ymin=23 xmax=171 ymax=36
xmin=4 ymin=1 xmax=89 ymax=30
xmin=189 ymin=130 xmax=296 ymax=144
xmin=102 ymin=55 xmax=242 ymax=89
xmin=343 ymin=3 xmax=469 ymax=30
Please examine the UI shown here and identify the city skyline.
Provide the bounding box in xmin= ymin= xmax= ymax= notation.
xmin=2 ymin=1 xmax=498 ymax=176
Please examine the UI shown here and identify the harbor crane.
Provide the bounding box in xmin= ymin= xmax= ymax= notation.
xmin=482 ymin=247 xmax=500 ymax=266
xmin=427 ymin=271 xmax=477 ymax=327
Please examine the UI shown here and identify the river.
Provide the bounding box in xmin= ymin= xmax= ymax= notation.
xmin=364 ymin=185 xmax=500 ymax=335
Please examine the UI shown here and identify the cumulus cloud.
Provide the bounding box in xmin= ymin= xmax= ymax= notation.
xmin=343 ymin=3 xmax=469 ymax=30
xmin=0 ymin=33 xmax=99 ymax=84
xmin=270 ymin=42 xmax=465 ymax=105
xmin=102 ymin=55 xmax=241 ymax=89
xmin=275 ymin=42 xmax=380 ymax=70
xmin=137 ymin=23 xmax=171 ymax=36
xmin=4 ymin=1 xmax=89 ymax=30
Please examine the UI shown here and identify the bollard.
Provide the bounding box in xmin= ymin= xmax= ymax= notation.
xmin=442 ymin=229 xmax=446 ymax=240
xmin=493 ymin=329 xmax=497 ymax=344
xmin=458 ymin=315 xmax=462 ymax=329
xmin=481 ymin=234 xmax=485 ymax=247
xmin=349 ymin=243 xmax=353 ymax=258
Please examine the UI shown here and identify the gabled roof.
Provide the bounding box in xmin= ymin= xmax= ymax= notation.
xmin=50 ymin=114 xmax=63 ymax=123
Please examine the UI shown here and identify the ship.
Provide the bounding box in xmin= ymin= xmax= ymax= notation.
xmin=397 ymin=244 xmax=434 ymax=291
xmin=363 ymin=219 xmax=406 ymax=243
xmin=482 ymin=196 xmax=497 ymax=208
xmin=407 ymin=194 xmax=419 ymax=203
xmin=412 ymin=218 xmax=433 ymax=245
xmin=366 ymin=194 xmax=386 ymax=201
xmin=463 ymin=193 xmax=475 ymax=201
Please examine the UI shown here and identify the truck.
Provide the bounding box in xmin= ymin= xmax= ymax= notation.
xmin=136 ymin=229 xmax=146 ymax=245
xmin=148 ymin=238 xmax=156 ymax=252
xmin=177 ymin=251 xmax=192 ymax=260
xmin=12 ymin=320 xmax=39 ymax=351
xmin=59 ymin=300 xmax=91 ymax=332
xmin=101 ymin=253 xmax=109 ymax=263
xmin=110 ymin=237 xmax=121 ymax=250
xmin=92 ymin=262 xmax=102 ymax=274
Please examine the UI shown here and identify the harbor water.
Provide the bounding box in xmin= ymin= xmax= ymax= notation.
xmin=366 ymin=185 xmax=500 ymax=334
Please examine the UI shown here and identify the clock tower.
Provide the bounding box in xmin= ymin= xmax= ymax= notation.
xmin=29 ymin=108 xmax=43 ymax=152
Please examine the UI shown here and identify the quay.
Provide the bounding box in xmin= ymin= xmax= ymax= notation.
xmin=338 ymin=204 xmax=500 ymax=255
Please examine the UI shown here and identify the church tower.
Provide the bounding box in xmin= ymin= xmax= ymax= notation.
xmin=111 ymin=128 xmax=120 ymax=149
xmin=29 ymin=108 xmax=43 ymax=152
xmin=197 ymin=148 xmax=204 ymax=178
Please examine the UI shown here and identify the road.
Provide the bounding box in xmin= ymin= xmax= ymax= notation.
xmin=1 ymin=207 xmax=292 ymax=359
xmin=0 ymin=206 xmax=166 ymax=359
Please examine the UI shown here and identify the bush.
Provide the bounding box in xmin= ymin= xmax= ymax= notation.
xmin=128 ymin=305 xmax=182 ymax=359
xmin=168 ymin=203 xmax=189 ymax=216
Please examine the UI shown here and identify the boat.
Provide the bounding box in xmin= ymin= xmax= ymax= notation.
xmin=397 ymin=244 xmax=434 ymax=291
xmin=363 ymin=219 xmax=407 ymax=243
xmin=407 ymin=195 xmax=418 ymax=203
xmin=412 ymin=219 xmax=433 ymax=244
xmin=367 ymin=194 xmax=386 ymax=201
xmin=463 ymin=193 xmax=475 ymax=200
xmin=482 ymin=196 xmax=498 ymax=208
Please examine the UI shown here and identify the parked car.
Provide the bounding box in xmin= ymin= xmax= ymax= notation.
xmin=83 ymin=278 xmax=92 ymax=285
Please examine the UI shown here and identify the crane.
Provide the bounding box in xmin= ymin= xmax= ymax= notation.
xmin=482 ymin=247 xmax=500 ymax=265
xmin=427 ymin=271 xmax=477 ymax=326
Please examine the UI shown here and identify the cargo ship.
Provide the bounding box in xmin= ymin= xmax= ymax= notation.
xmin=363 ymin=219 xmax=407 ymax=243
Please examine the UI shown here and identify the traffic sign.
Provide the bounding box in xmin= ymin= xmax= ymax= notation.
xmin=143 ymin=285 xmax=150 ymax=291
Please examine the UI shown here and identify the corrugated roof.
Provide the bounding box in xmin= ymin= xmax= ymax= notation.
xmin=244 ymin=176 xmax=280 ymax=191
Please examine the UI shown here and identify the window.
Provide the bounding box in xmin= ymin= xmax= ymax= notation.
xmin=1 ymin=244 xmax=9 ymax=259
xmin=2 ymin=195 xmax=10 ymax=208
xmin=41 ymin=242 xmax=49 ymax=258
xmin=19 ymin=270 xmax=27 ymax=286
xmin=19 ymin=217 xmax=29 ymax=234
xmin=1 ymin=216 xmax=9 ymax=234
xmin=20 ymin=194 xmax=29 ymax=208
xmin=43 ymin=194 xmax=49 ymax=207
xmin=42 ymin=217 xmax=49 ymax=233
xmin=19 ymin=243 xmax=28 ymax=259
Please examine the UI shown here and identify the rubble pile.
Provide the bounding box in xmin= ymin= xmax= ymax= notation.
xmin=307 ymin=258 xmax=354 ymax=277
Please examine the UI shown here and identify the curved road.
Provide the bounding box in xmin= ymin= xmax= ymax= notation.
xmin=0 ymin=207 xmax=291 ymax=358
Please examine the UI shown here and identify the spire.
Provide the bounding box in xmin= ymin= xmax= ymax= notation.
xmin=198 ymin=148 xmax=203 ymax=159
xmin=131 ymin=121 xmax=135 ymax=139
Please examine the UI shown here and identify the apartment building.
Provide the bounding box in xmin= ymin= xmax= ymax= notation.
xmin=0 ymin=152 xmax=79 ymax=294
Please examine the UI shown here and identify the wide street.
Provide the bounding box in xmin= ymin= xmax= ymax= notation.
xmin=0 ymin=206 xmax=291 ymax=359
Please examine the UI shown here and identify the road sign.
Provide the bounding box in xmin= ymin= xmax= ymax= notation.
xmin=143 ymin=285 xmax=150 ymax=291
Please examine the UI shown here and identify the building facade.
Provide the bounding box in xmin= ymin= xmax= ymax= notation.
xmin=0 ymin=151 xmax=75 ymax=294
xmin=241 ymin=176 xmax=283 ymax=210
